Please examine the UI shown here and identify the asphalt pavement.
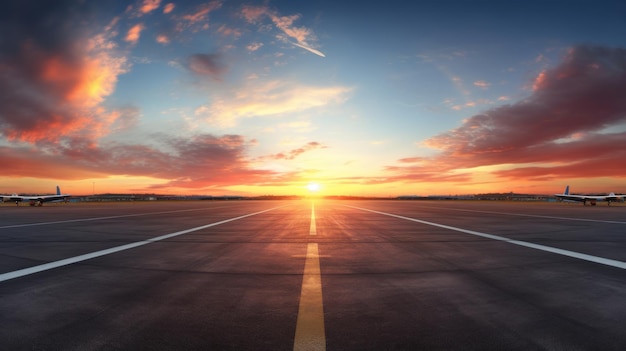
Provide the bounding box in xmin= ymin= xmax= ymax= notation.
xmin=1 ymin=200 xmax=626 ymax=350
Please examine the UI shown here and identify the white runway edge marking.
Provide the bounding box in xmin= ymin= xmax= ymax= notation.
xmin=415 ymin=205 xmax=626 ymax=225
xmin=293 ymin=205 xmax=326 ymax=351
xmin=0 ymin=206 xmax=283 ymax=283
xmin=0 ymin=207 xmax=228 ymax=229
xmin=347 ymin=205 xmax=626 ymax=270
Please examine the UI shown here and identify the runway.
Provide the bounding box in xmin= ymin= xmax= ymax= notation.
xmin=1 ymin=200 xmax=626 ymax=350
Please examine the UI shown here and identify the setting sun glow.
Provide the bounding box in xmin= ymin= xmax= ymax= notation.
xmin=0 ymin=2 xmax=624 ymax=197
xmin=307 ymin=182 xmax=321 ymax=193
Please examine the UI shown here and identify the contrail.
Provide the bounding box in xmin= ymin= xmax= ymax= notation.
xmin=293 ymin=42 xmax=326 ymax=57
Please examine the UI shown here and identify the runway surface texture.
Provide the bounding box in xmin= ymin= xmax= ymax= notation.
xmin=1 ymin=200 xmax=626 ymax=350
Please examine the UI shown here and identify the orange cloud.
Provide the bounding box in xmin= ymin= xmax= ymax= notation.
xmin=125 ymin=23 xmax=144 ymax=44
xmin=140 ymin=0 xmax=161 ymax=14
xmin=156 ymin=34 xmax=170 ymax=44
xmin=163 ymin=3 xmax=175 ymax=14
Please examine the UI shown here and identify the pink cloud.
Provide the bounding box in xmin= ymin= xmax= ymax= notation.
xmin=246 ymin=42 xmax=264 ymax=52
xmin=182 ymin=1 xmax=222 ymax=24
xmin=269 ymin=13 xmax=310 ymax=44
xmin=389 ymin=45 xmax=626 ymax=183
xmin=268 ymin=142 xmax=326 ymax=160
xmin=240 ymin=5 xmax=266 ymax=23
xmin=108 ymin=134 xmax=282 ymax=189
xmin=0 ymin=145 xmax=107 ymax=180
xmin=0 ymin=134 xmax=281 ymax=190
xmin=473 ymin=80 xmax=490 ymax=88
xmin=429 ymin=46 xmax=626 ymax=155
xmin=217 ymin=24 xmax=242 ymax=38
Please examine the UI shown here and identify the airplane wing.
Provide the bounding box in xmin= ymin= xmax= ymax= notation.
xmin=2 ymin=186 xmax=70 ymax=206
xmin=555 ymin=186 xmax=624 ymax=206
xmin=554 ymin=194 xmax=588 ymax=202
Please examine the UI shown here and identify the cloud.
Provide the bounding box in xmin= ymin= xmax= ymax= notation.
xmin=195 ymin=81 xmax=351 ymax=127
xmin=246 ymin=42 xmax=264 ymax=52
xmin=292 ymin=42 xmax=326 ymax=58
xmin=156 ymin=34 xmax=170 ymax=44
xmin=0 ymin=1 xmax=129 ymax=144
xmin=187 ymin=53 xmax=227 ymax=80
xmin=217 ymin=24 xmax=242 ymax=38
xmin=473 ymin=80 xmax=490 ymax=88
xmin=147 ymin=2 xmax=221 ymax=50
xmin=163 ymin=3 xmax=175 ymax=14
xmin=112 ymin=134 xmax=281 ymax=188
xmin=492 ymin=145 xmax=626 ymax=181
xmin=268 ymin=142 xmax=326 ymax=160
xmin=0 ymin=133 xmax=281 ymax=189
xmin=388 ymin=45 xmax=626 ymax=183
xmin=0 ymin=146 xmax=106 ymax=180
xmin=182 ymin=1 xmax=222 ymax=25
xmin=240 ymin=6 xmax=266 ymax=22
xmin=428 ymin=46 xmax=626 ymax=155
xmin=140 ymin=0 xmax=161 ymax=14
xmin=125 ymin=23 xmax=144 ymax=44
xmin=240 ymin=5 xmax=325 ymax=57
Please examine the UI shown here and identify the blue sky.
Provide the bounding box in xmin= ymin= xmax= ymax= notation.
xmin=1 ymin=0 xmax=626 ymax=196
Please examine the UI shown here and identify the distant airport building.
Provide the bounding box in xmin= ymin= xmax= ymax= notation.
xmin=397 ymin=193 xmax=550 ymax=201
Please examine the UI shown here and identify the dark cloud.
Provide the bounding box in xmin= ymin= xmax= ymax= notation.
xmin=387 ymin=45 xmax=626 ymax=183
xmin=0 ymin=1 xmax=85 ymax=140
xmin=0 ymin=1 xmax=94 ymax=54
xmin=187 ymin=53 xmax=227 ymax=80
xmin=0 ymin=0 xmax=127 ymax=143
xmin=427 ymin=45 xmax=626 ymax=157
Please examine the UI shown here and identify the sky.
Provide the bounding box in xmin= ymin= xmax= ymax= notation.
xmin=1 ymin=0 xmax=626 ymax=197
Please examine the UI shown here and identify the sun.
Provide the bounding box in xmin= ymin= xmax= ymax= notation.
xmin=306 ymin=182 xmax=321 ymax=193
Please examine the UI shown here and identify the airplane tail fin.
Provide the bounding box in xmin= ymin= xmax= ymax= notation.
xmin=564 ymin=185 xmax=570 ymax=195
xmin=56 ymin=186 xmax=61 ymax=195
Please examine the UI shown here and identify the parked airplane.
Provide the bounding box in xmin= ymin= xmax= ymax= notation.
xmin=555 ymin=185 xmax=624 ymax=206
xmin=1 ymin=186 xmax=70 ymax=206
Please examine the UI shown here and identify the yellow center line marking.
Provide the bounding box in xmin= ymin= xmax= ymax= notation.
xmin=309 ymin=202 xmax=317 ymax=235
xmin=293 ymin=204 xmax=326 ymax=351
